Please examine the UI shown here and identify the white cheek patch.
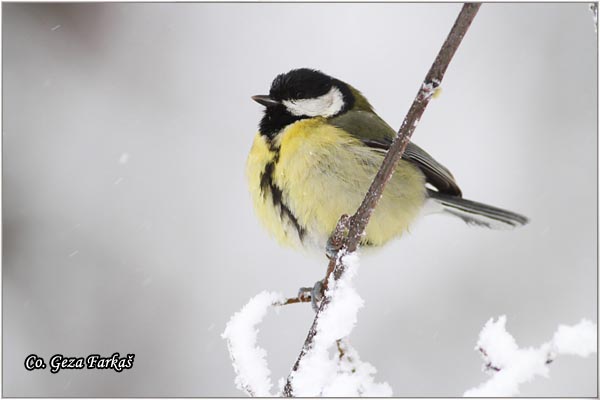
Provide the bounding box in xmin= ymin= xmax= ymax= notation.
xmin=283 ymin=86 xmax=345 ymax=118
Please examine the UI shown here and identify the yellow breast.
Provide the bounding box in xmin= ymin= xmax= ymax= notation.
xmin=246 ymin=118 xmax=426 ymax=251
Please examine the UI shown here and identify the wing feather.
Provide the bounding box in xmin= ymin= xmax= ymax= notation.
xmin=330 ymin=110 xmax=462 ymax=196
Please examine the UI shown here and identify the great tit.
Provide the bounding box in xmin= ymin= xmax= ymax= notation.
xmin=246 ymin=68 xmax=528 ymax=251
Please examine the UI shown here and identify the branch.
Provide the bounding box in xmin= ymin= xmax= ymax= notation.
xmin=279 ymin=295 xmax=312 ymax=306
xmin=343 ymin=2 xmax=481 ymax=254
xmin=283 ymin=3 xmax=481 ymax=396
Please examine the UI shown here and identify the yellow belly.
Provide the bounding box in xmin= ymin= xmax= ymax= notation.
xmin=246 ymin=118 xmax=426 ymax=251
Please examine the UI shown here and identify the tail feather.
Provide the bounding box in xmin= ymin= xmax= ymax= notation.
xmin=426 ymin=190 xmax=528 ymax=230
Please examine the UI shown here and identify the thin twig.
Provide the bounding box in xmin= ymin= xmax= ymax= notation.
xmin=279 ymin=296 xmax=312 ymax=306
xmin=282 ymin=3 xmax=481 ymax=397
xmin=345 ymin=2 xmax=482 ymax=254
xmin=477 ymin=346 xmax=555 ymax=373
xmin=336 ymin=339 xmax=346 ymax=361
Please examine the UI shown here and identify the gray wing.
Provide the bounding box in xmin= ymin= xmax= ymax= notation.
xmin=330 ymin=110 xmax=462 ymax=197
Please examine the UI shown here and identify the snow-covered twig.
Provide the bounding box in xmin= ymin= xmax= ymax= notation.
xmin=284 ymin=253 xmax=391 ymax=396
xmin=222 ymin=291 xmax=284 ymax=396
xmin=222 ymin=262 xmax=390 ymax=397
xmin=322 ymin=338 xmax=392 ymax=397
xmin=464 ymin=316 xmax=597 ymax=397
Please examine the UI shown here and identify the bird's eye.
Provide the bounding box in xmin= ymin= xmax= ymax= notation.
xmin=294 ymin=90 xmax=304 ymax=98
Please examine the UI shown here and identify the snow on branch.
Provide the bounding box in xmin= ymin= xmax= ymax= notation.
xmin=464 ymin=316 xmax=597 ymax=397
xmin=284 ymin=252 xmax=391 ymax=397
xmin=552 ymin=319 xmax=597 ymax=357
xmin=222 ymin=291 xmax=284 ymax=396
xmin=222 ymin=257 xmax=391 ymax=397
xmin=322 ymin=338 xmax=393 ymax=397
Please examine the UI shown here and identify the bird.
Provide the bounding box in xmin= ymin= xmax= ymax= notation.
xmin=246 ymin=68 xmax=528 ymax=254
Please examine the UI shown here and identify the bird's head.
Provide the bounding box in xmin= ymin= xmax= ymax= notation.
xmin=253 ymin=68 xmax=373 ymax=139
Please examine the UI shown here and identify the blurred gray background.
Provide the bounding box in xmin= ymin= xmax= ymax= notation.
xmin=3 ymin=3 xmax=597 ymax=397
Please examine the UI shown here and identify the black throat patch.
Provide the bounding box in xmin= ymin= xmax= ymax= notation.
xmin=258 ymin=105 xmax=307 ymax=141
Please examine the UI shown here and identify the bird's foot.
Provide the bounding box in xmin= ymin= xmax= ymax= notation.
xmin=298 ymin=280 xmax=325 ymax=312
xmin=326 ymin=215 xmax=352 ymax=260
xmin=326 ymin=236 xmax=342 ymax=260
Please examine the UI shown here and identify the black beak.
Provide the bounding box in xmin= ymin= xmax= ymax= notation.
xmin=252 ymin=95 xmax=280 ymax=107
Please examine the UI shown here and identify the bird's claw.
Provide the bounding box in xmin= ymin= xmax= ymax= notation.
xmin=298 ymin=280 xmax=325 ymax=312
xmin=326 ymin=237 xmax=341 ymax=260
xmin=297 ymin=286 xmax=312 ymax=302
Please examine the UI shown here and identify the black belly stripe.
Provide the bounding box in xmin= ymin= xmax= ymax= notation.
xmin=259 ymin=157 xmax=306 ymax=241
xmin=269 ymin=183 xmax=306 ymax=241
xmin=259 ymin=161 xmax=276 ymax=195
